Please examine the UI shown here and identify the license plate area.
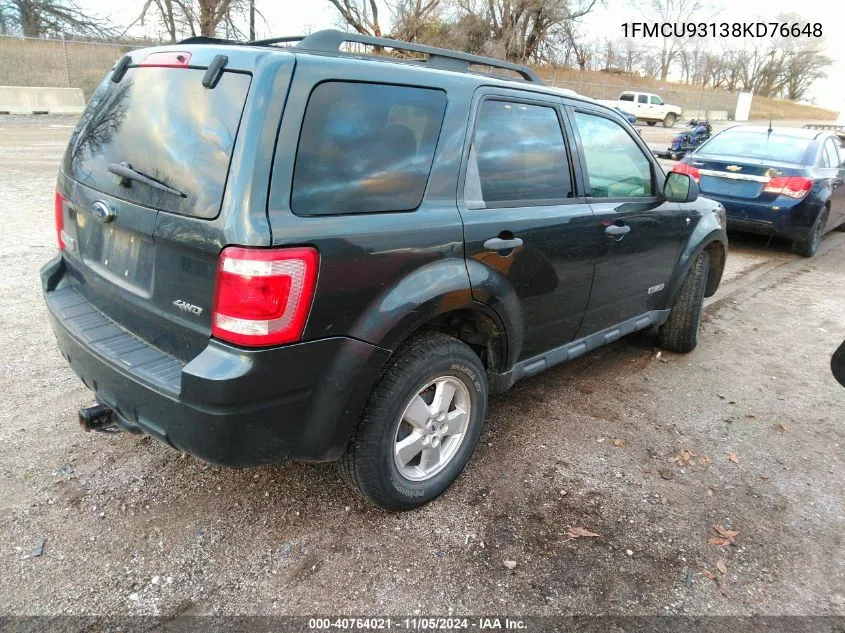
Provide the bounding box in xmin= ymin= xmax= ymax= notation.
xmin=699 ymin=176 xmax=764 ymax=200
xmin=76 ymin=212 xmax=155 ymax=295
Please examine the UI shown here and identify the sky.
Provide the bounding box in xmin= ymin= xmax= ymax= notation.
xmin=85 ymin=0 xmax=844 ymax=112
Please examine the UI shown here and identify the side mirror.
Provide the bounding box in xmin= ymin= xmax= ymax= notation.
xmin=664 ymin=172 xmax=700 ymax=203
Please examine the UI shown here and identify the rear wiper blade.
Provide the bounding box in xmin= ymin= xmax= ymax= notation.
xmin=108 ymin=162 xmax=187 ymax=199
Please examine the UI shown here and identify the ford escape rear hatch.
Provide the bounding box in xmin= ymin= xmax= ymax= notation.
xmin=56 ymin=61 xmax=251 ymax=361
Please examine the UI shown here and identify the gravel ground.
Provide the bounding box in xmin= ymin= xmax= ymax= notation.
xmin=1 ymin=116 xmax=844 ymax=618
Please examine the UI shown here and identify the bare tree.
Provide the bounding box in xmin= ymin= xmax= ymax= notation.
xmin=125 ymin=0 xmax=259 ymax=41
xmin=455 ymin=0 xmax=598 ymax=64
xmin=327 ymin=0 xmax=383 ymax=37
xmin=0 ymin=0 xmax=114 ymax=37
xmin=390 ymin=0 xmax=441 ymax=43
xmin=617 ymin=38 xmax=642 ymax=73
xmin=781 ymin=45 xmax=830 ymax=101
xmin=559 ymin=18 xmax=591 ymax=70
xmin=637 ymin=0 xmax=703 ymax=81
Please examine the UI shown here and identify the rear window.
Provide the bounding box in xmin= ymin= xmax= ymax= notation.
xmin=619 ymin=93 xmax=634 ymax=102
xmin=699 ymin=130 xmax=812 ymax=164
xmin=291 ymin=82 xmax=447 ymax=216
xmin=64 ymin=67 xmax=251 ymax=218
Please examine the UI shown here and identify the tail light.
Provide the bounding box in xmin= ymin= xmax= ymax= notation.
xmin=671 ymin=163 xmax=701 ymax=183
xmin=763 ymin=176 xmax=813 ymax=199
xmin=54 ymin=191 xmax=67 ymax=250
xmin=212 ymin=246 xmax=319 ymax=347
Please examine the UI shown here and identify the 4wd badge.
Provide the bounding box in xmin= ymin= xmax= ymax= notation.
xmin=173 ymin=300 xmax=203 ymax=315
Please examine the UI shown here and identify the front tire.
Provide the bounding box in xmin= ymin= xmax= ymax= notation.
xmin=663 ymin=113 xmax=677 ymax=128
xmin=657 ymin=250 xmax=710 ymax=353
xmin=794 ymin=208 xmax=828 ymax=257
xmin=339 ymin=332 xmax=488 ymax=511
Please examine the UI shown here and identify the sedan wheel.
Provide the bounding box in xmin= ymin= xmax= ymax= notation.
xmin=794 ymin=208 xmax=828 ymax=257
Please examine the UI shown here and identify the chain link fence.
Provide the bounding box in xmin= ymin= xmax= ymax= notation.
xmin=0 ymin=35 xmax=141 ymax=101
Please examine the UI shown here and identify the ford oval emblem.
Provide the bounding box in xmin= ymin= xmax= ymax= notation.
xmin=90 ymin=200 xmax=115 ymax=223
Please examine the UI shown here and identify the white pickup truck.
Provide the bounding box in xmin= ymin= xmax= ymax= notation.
xmin=600 ymin=91 xmax=682 ymax=128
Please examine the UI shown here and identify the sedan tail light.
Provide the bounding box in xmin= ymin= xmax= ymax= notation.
xmin=671 ymin=163 xmax=701 ymax=183
xmin=763 ymin=176 xmax=813 ymax=199
xmin=54 ymin=191 xmax=67 ymax=250
xmin=212 ymin=246 xmax=319 ymax=347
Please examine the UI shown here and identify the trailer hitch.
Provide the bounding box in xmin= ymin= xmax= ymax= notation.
xmin=78 ymin=403 xmax=120 ymax=433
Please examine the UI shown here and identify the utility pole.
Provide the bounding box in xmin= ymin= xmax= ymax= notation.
xmin=249 ymin=0 xmax=255 ymax=40
xmin=62 ymin=33 xmax=71 ymax=87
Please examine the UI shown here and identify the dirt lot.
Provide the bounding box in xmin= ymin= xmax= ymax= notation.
xmin=1 ymin=116 xmax=844 ymax=618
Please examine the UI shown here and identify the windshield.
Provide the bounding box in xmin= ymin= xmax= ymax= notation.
xmin=699 ymin=130 xmax=811 ymax=164
xmin=63 ymin=67 xmax=251 ymax=218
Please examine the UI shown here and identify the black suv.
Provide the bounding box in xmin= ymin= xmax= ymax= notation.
xmin=42 ymin=30 xmax=727 ymax=510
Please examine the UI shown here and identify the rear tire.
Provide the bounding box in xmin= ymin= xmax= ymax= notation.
xmin=647 ymin=121 xmax=657 ymax=127
xmin=794 ymin=208 xmax=828 ymax=257
xmin=339 ymin=332 xmax=488 ymax=511
xmin=663 ymin=113 xmax=677 ymax=128
xmin=657 ymin=250 xmax=710 ymax=353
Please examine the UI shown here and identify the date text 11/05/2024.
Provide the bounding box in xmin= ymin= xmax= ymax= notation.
xmin=622 ymin=22 xmax=822 ymax=38
xmin=307 ymin=618 xmax=527 ymax=630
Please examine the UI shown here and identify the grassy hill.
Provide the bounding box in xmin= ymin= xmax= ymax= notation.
xmin=534 ymin=66 xmax=837 ymax=121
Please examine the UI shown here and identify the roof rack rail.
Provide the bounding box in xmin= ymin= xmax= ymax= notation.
xmin=248 ymin=35 xmax=307 ymax=46
xmin=249 ymin=29 xmax=542 ymax=84
xmin=179 ymin=36 xmax=239 ymax=45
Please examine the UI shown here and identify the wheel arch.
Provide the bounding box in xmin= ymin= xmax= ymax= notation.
xmin=664 ymin=227 xmax=727 ymax=307
xmin=703 ymin=239 xmax=726 ymax=297
xmin=347 ymin=259 xmax=513 ymax=384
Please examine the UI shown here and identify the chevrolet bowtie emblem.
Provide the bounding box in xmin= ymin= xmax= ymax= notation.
xmin=725 ymin=165 xmax=742 ymax=172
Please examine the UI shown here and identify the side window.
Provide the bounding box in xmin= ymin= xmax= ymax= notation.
xmin=637 ymin=94 xmax=648 ymax=104
xmin=837 ymin=137 xmax=845 ymax=166
xmin=291 ymin=82 xmax=447 ymax=215
xmin=650 ymin=95 xmax=663 ymax=105
xmin=573 ymin=111 xmax=654 ymax=198
xmin=465 ymin=100 xmax=572 ymax=207
xmin=619 ymin=93 xmax=634 ymax=102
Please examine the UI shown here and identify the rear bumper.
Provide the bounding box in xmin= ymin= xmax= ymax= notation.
xmin=42 ymin=255 xmax=390 ymax=467
xmin=705 ymin=196 xmax=823 ymax=241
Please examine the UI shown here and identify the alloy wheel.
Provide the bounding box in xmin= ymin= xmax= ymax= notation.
xmin=393 ymin=376 xmax=472 ymax=482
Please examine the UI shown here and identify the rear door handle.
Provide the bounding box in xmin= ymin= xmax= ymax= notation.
xmin=483 ymin=236 xmax=523 ymax=252
xmin=604 ymin=224 xmax=631 ymax=237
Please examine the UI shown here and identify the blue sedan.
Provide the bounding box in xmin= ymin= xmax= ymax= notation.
xmin=674 ymin=126 xmax=845 ymax=256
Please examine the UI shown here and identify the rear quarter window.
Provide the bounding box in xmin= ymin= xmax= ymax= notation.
xmin=291 ymin=82 xmax=447 ymax=216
